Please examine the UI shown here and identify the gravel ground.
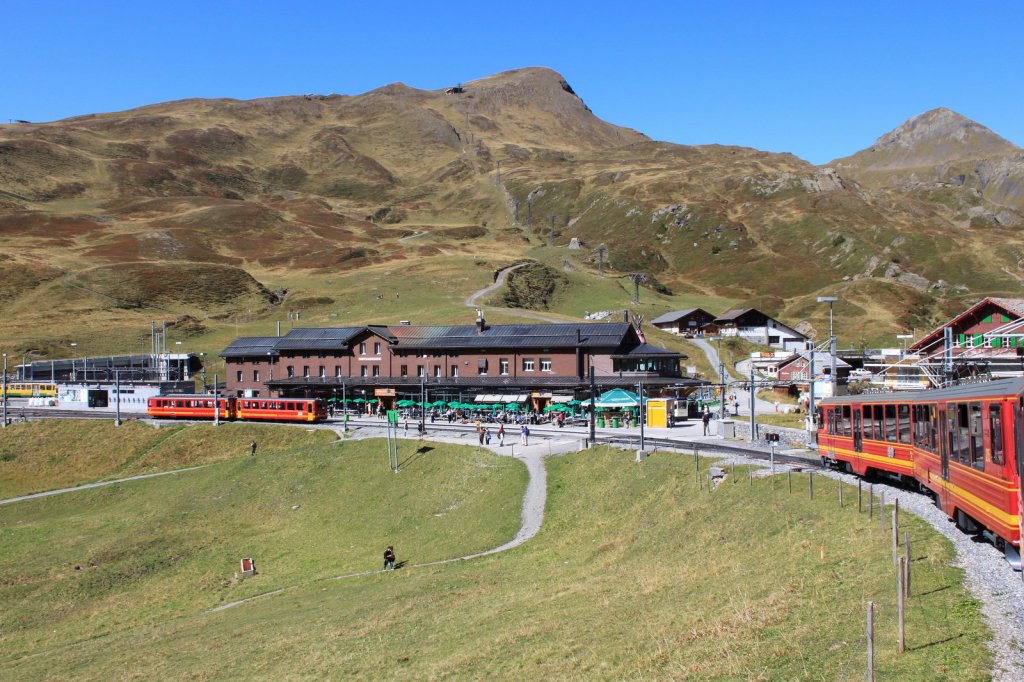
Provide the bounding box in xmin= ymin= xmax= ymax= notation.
xmin=708 ymin=450 xmax=1024 ymax=680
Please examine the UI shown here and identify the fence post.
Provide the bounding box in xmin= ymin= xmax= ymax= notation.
xmin=731 ymin=461 xmax=735 ymax=483
xmin=898 ymin=557 xmax=906 ymax=653
xmin=892 ymin=507 xmax=899 ymax=565
xmin=858 ymin=480 xmax=862 ymax=513
xmin=788 ymin=469 xmax=792 ymax=494
xmin=838 ymin=480 xmax=843 ymax=508
xmin=867 ymin=601 xmax=875 ymax=682
xmin=809 ymin=471 xmax=814 ymax=500
xmin=880 ymin=492 xmax=886 ymax=534
xmin=904 ymin=531 xmax=912 ymax=597
xmin=869 ymin=483 xmax=874 ymax=520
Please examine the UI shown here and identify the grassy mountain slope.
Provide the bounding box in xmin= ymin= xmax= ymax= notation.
xmin=1 ymin=69 xmax=1022 ymax=364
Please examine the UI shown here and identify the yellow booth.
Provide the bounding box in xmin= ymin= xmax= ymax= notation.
xmin=646 ymin=398 xmax=676 ymax=428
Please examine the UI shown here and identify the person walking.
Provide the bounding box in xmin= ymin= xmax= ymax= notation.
xmin=702 ymin=410 xmax=711 ymax=436
xmin=523 ymin=425 xmax=530 ymax=446
xmin=383 ymin=545 xmax=396 ymax=570
xmin=484 ymin=428 xmax=492 ymax=446
xmin=497 ymin=424 xmax=505 ymax=447
xmin=250 ymin=440 xmax=257 ymax=456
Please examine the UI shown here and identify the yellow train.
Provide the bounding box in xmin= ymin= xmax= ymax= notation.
xmin=1 ymin=382 xmax=58 ymax=398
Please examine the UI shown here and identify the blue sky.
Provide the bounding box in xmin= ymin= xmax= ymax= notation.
xmin=4 ymin=1 xmax=1022 ymax=164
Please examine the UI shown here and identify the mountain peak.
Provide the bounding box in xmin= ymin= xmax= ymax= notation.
xmin=834 ymin=108 xmax=1019 ymax=171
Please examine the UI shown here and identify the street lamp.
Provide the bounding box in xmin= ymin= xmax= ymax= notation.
xmin=817 ymin=297 xmax=839 ymax=396
xmin=70 ymin=342 xmax=78 ymax=382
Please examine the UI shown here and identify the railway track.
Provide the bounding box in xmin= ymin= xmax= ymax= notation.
xmin=3 ymin=409 xmax=824 ymax=469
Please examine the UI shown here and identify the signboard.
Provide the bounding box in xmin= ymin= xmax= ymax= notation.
xmin=374 ymin=388 xmax=396 ymax=397
xmin=240 ymin=557 xmax=256 ymax=576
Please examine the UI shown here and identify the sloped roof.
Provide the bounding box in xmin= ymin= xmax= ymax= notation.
xmin=387 ymin=322 xmax=633 ymax=350
xmin=910 ymin=297 xmax=1024 ymax=351
xmin=221 ymin=337 xmax=281 ymax=358
xmin=611 ymin=342 xmax=684 ymax=358
xmin=273 ymin=327 xmax=365 ymax=350
xmin=651 ymin=308 xmax=703 ymax=325
xmin=777 ymin=351 xmax=851 ymax=371
xmin=714 ymin=308 xmax=759 ymax=323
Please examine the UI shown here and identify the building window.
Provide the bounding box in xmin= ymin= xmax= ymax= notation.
xmin=417 ymin=365 xmax=425 ymax=377
xmin=401 ymin=365 xmax=408 ymax=377
xmin=319 ymin=366 xmax=325 ymax=378
xmin=287 ymin=366 xmax=295 ymax=378
xmin=523 ymin=358 xmax=535 ymax=372
xmin=236 ymin=370 xmax=243 ymax=382
xmin=478 ymin=358 xmax=488 ymax=375
xmin=540 ymin=358 xmax=552 ymax=372
xmin=372 ymin=366 xmax=380 ymax=377
xmin=253 ymin=370 xmax=260 ymax=382
xmin=335 ymin=366 xmax=342 ymax=377
xmin=434 ymin=365 xmax=441 ymax=377
xmin=360 ymin=366 xmax=368 ymax=377
xmin=359 ymin=342 xmax=366 ymax=355
xmin=500 ymin=358 xmax=509 ymax=375
xmin=303 ymin=366 xmax=310 ymax=377
xmin=374 ymin=342 xmax=381 ymax=355
xmin=451 ymin=365 xmax=459 ymax=377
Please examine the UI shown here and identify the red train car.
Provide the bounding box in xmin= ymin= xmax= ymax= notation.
xmin=235 ymin=397 xmax=326 ymax=423
xmin=818 ymin=378 xmax=1023 ymax=569
xmin=147 ymin=395 xmax=235 ymax=420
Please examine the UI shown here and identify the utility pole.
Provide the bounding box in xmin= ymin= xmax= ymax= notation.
xmin=213 ymin=372 xmax=220 ymax=426
xmin=597 ymin=244 xmax=608 ymax=276
xmin=419 ymin=376 xmax=426 ymax=434
xmin=2 ymin=354 xmax=7 ymax=429
xmin=589 ymin=366 xmax=597 ymax=446
xmin=637 ymin=380 xmax=645 ymax=450
xmin=114 ymin=369 xmax=121 ymax=426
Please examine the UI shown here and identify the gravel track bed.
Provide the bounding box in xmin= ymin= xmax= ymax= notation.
xmin=708 ymin=451 xmax=1024 ymax=680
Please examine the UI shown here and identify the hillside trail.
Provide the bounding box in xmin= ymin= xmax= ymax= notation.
xmin=463 ymin=263 xmax=557 ymax=322
xmin=208 ymin=431 xmax=573 ymax=614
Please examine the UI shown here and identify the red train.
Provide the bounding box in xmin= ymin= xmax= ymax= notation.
xmin=147 ymin=395 xmax=327 ymax=423
xmin=817 ymin=378 xmax=1023 ymax=569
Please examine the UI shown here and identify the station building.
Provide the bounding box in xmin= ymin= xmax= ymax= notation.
xmin=220 ymin=315 xmax=697 ymax=410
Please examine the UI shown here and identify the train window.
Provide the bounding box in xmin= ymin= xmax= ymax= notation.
xmin=898 ymin=404 xmax=911 ymax=444
xmin=872 ymin=405 xmax=883 ymax=440
xmin=969 ymin=402 xmax=985 ymax=470
xmin=989 ymin=403 xmax=1005 ymax=466
xmin=863 ymin=406 xmax=874 ymax=440
xmin=956 ymin=403 xmax=972 ymax=464
xmin=842 ymin=405 xmax=851 ymax=437
xmin=884 ymin=405 xmax=897 ymax=442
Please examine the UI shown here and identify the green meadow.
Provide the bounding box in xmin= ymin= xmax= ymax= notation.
xmin=0 ymin=422 xmax=990 ymax=679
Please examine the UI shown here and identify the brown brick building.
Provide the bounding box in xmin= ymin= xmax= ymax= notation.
xmin=221 ymin=318 xmax=694 ymax=408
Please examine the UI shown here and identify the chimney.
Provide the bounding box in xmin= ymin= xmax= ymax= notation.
xmin=624 ymin=310 xmax=630 ymax=323
xmin=475 ymin=308 xmax=487 ymax=333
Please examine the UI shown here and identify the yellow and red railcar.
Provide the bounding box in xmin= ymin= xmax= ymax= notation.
xmin=818 ymin=378 xmax=1023 ymax=569
xmin=235 ymin=397 xmax=326 ymax=423
xmin=147 ymin=395 xmax=235 ymax=420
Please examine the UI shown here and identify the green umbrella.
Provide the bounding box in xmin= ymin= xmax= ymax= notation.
xmin=447 ymin=400 xmax=461 ymax=408
xmin=396 ymin=399 xmax=415 ymax=407
xmin=352 ymin=398 xmax=366 ymax=403
xmin=431 ymin=400 xmax=446 ymax=407
xmin=504 ymin=403 xmax=521 ymax=411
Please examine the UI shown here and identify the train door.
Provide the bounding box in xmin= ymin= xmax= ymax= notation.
xmin=939 ymin=406 xmax=950 ymax=481
xmin=1016 ymin=399 xmax=1024 ymax=546
xmin=853 ymin=409 xmax=863 ymax=453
